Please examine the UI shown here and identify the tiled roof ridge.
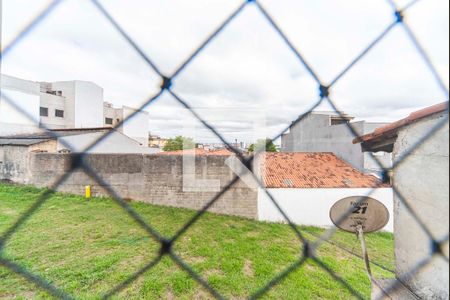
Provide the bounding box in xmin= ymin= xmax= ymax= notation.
xmin=260 ymin=152 xmax=388 ymax=189
xmin=354 ymin=102 xmax=448 ymax=144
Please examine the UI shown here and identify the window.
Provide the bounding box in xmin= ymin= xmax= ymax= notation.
xmin=47 ymin=90 xmax=63 ymax=96
xmin=40 ymin=107 xmax=49 ymax=117
xmin=105 ymin=118 xmax=113 ymax=125
xmin=55 ymin=109 xmax=64 ymax=118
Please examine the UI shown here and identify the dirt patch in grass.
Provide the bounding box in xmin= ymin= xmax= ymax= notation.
xmin=243 ymin=260 xmax=254 ymax=277
xmin=185 ymin=256 xmax=208 ymax=265
xmin=165 ymin=290 xmax=176 ymax=300
xmin=204 ymin=268 xmax=225 ymax=278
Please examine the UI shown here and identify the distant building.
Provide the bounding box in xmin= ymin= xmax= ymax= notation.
xmin=158 ymin=148 xmax=234 ymax=156
xmin=1 ymin=74 xmax=150 ymax=145
xmin=355 ymin=102 xmax=449 ymax=299
xmin=40 ymin=79 xmax=104 ymax=129
xmin=0 ymin=75 xmax=42 ymax=136
xmin=104 ymin=102 xmax=150 ymax=145
xmin=149 ymin=134 xmax=168 ymax=149
xmin=281 ymin=111 xmax=392 ymax=175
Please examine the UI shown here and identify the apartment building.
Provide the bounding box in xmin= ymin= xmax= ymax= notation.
xmin=0 ymin=75 xmax=41 ymax=136
xmin=1 ymin=75 xmax=150 ymax=145
xmin=104 ymin=102 xmax=150 ymax=145
xmin=281 ymin=111 xmax=392 ymax=175
xmin=39 ymin=80 xmax=104 ymax=129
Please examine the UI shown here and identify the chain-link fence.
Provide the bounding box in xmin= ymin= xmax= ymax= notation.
xmin=0 ymin=0 xmax=449 ymax=299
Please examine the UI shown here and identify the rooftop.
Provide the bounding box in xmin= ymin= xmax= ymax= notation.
xmin=260 ymin=152 xmax=388 ymax=189
xmin=0 ymin=128 xmax=113 ymax=146
xmin=353 ymin=102 xmax=449 ymax=152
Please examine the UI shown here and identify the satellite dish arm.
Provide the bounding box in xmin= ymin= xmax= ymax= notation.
xmin=357 ymin=225 xmax=393 ymax=300
xmin=356 ymin=225 xmax=373 ymax=281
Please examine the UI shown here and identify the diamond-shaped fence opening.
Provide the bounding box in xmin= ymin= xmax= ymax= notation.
xmin=0 ymin=0 xmax=448 ymax=299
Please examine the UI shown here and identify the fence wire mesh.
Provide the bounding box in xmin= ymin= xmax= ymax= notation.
xmin=0 ymin=0 xmax=449 ymax=299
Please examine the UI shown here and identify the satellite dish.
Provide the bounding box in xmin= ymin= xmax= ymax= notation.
xmin=330 ymin=196 xmax=390 ymax=233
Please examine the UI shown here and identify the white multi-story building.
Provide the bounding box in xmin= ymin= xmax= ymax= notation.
xmin=0 ymin=75 xmax=41 ymax=136
xmin=103 ymin=102 xmax=150 ymax=145
xmin=39 ymin=80 xmax=104 ymax=129
xmin=1 ymin=74 xmax=150 ymax=146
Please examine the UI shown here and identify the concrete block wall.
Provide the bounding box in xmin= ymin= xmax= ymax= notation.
xmin=393 ymin=112 xmax=449 ymax=300
xmin=27 ymin=153 xmax=259 ymax=219
xmin=0 ymin=146 xmax=31 ymax=183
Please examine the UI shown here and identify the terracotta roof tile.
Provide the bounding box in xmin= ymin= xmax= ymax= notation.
xmin=354 ymin=102 xmax=449 ymax=144
xmin=260 ymin=152 xmax=388 ymax=189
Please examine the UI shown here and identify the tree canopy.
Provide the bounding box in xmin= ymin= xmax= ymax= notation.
xmin=163 ymin=136 xmax=196 ymax=152
xmin=248 ymin=139 xmax=278 ymax=153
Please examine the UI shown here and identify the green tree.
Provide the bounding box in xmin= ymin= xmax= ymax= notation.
xmin=248 ymin=138 xmax=278 ymax=153
xmin=163 ymin=136 xmax=196 ymax=152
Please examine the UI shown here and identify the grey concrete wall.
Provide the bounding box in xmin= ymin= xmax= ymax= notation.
xmin=364 ymin=152 xmax=393 ymax=175
xmin=393 ymin=112 xmax=449 ymax=300
xmin=281 ymin=114 xmax=392 ymax=174
xmin=22 ymin=153 xmax=258 ymax=219
xmin=0 ymin=146 xmax=31 ymax=183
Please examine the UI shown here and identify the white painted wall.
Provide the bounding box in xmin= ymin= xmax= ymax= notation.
xmin=50 ymin=81 xmax=76 ymax=128
xmin=393 ymin=112 xmax=449 ymax=299
xmin=258 ymin=188 xmax=394 ymax=232
xmin=0 ymin=75 xmax=41 ymax=135
xmin=49 ymin=80 xmax=104 ymax=129
xmin=39 ymin=93 xmax=67 ymax=129
xmin=57 ymin=131 xmax=160 ymax=154
xmin=120 ymin=106 xmax=149 ymax=145
xmin=73 ymin=81 xmax=103 ymax=128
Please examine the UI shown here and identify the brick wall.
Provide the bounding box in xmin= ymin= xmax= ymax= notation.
xmin=24 ymin=153 xmax=258 ymax=219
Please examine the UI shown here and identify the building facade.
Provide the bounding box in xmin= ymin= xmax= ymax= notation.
xmin=281 ymin=111 xmax=392 ymax=175
xmin=104 ymin=103 xmax=150 ymax=145
xmin=40 ymin=80 xmax=104 ymax=129
xmin=149 ymin=135 xmax=169 ymax=149
xmin=1 ymin=75 xmax=150 ymax=145
xmin=355 ymin=102 xmax=449 ymax=299
xmin=0 ymin=75 xmax=42 ymax=135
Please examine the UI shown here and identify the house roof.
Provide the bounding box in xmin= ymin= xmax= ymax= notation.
xmin=0 ymin=138 xmax=51 ymax=146
xmin=0 ymin=128 xmax=112 ymax=146
xmin=353 ymin=102 xmax=449 ymax=152
xmin=158 ymin=148 xmax=234 ymax=156
xmin=260 ymin=152 xmax=388 ymax=189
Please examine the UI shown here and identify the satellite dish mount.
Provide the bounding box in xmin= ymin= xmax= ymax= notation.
xmin=330 ymin=197 xmax=391 ymax=283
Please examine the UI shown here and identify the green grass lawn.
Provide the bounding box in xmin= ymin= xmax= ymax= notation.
xmin=0 ymin=183 xmax=394 ymax=299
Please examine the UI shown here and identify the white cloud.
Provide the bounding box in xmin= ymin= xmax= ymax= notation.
xmin=1 ymin=0 xmax=448 ymax=143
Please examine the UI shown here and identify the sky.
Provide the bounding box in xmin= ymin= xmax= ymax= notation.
xmin=1 ymin=0 xmax=449 ymax=144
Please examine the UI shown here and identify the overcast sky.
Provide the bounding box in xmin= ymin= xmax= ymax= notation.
xmin=1 ymin=0 xmax=449 ymax=143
